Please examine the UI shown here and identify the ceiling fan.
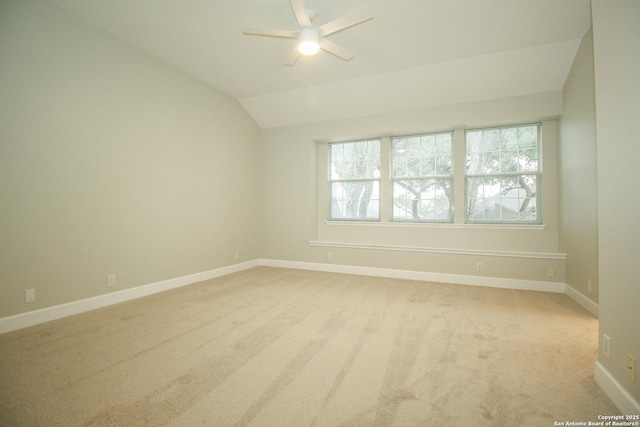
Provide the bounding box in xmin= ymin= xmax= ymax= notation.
xmin=241 ymin=0 xmax=373 ymax=66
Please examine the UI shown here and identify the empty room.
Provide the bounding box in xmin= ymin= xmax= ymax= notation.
xmin=1 ymin=0 xmax=638 ymax=425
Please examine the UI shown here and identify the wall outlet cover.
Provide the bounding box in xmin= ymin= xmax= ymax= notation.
xmin=25 ymin=289 xmax=36 ymax=304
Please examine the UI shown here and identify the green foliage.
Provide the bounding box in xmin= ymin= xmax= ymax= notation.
xmin=330 ymin=140 xmax=380 ymax=219
xmin=391 ymin=133 xmax=453 ymax=221
xmin=466 ymin=125 xmax=540 ymax=222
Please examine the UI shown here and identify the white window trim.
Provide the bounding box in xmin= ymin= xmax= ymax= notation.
xmin=318 ymin=122 xmax=554 ymax=230
xmin=323 ymin=220 xmax=548 ymax=231
xmin=328 ymin=139 xmax=382 ymax=221
xmin=390 ymin=131 xmax=454 ymax=223
xmin=464 ymin=123 xmax=542 ymax=224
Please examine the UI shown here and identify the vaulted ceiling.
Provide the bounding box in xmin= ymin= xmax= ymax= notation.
xmin=46 ymin=0 xmax=592 ymax=128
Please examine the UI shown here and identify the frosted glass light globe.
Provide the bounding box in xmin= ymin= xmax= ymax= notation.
xmin=298 ymin=28 xmax=320 ymax=56
xmin=299 ymin=40 xmax=320 ymax=55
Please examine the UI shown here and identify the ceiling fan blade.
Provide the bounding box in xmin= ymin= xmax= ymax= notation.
xmin=289 ymin=0 xmax=311 ymax=28
xmin=319 ymin=38 xmax=355 ymax=61
xmin=283 ymin=46 xmax=301 ymax=66
xmin=241 ymin=26 xmax=298 ymax=39
xmin=317 ymin=10 xmax=373 ymax=37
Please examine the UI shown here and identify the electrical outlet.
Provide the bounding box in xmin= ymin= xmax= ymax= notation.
xmin=587 ymin=279 xmax=592 ymax=293
xmin=603 ymin=334 xmax=611 ymax=358
xmin=25 ymin=289 xmax=36 ymax=304
xmin=476 ymin=262 xmax=483 ymax=272
xmin=327 ymin=252 xmax=333 ymax=260
xmin=235 ymin=251 xmax=240 ymax=260
xmin=107 ymin=274 xmax=116 ymax=287
xmin=547 ymin=268 xmax=555 ymax=278
xmin=628 ymin=354 xmax=636 ymax=382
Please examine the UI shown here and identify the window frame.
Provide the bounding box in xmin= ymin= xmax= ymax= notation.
xmin=327 ymin=139 xmax=382 ymax=221
xmin=464 ymin=123 xmax=542 ymax=224
xmin=390 ymin=132 xmax=454 ymax=223
xmin=320 ymin=122 xmax=550 ymax=229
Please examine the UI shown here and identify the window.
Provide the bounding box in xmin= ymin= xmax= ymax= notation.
xmin=323 ymin=123 xmax=547 ymax=226
xmin=391 ymin=132 xmax=453 ymax=222
xmin=329 ymin=139 xmax=381 ymax=220
xmin=465 ymin=124 xmax=541 ymax=223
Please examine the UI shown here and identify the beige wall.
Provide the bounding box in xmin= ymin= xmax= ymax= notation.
xmin=260 ymin=93 xmax=565 ymax=282
xmin=592 ymin=0 xmax=640 ymax=404
xmin=558 ymin=29 xmax=599 ymax=303
xmin=0 ymin=0 xmax=261 ymax=318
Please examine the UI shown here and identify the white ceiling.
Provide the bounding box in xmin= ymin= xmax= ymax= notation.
xmin=46 ymin=0 xmax=592 ymax=128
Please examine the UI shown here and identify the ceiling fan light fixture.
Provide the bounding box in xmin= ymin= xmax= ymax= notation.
xmin=241 ymin=0 xmax=372 ymax=66
xmin=298 ymin=28 xmax=320 ymax=56
xmin=298 ymin=40 xmax=320 ymax=56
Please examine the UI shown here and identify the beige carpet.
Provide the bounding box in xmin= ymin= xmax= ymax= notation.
xmin=0 ymin=267 xmax=619 ymax=426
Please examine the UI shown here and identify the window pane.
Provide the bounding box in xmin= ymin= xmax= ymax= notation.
xmin=330 ymin=140 xmax=380 ymax=180
xmin=465 ymin=124 xmax=541 ymax=223
xmin=466 ymin=124 xmax=539 ymax=175
xmin=519 ymin=149 xmax=538 ymax=172
xmin=392 ymin=179 xmax=452 ymax=222
xmin=329 ymin=140 xmax=381 ymax=220
xmin=466 ymin=175 xmax=538 ymax=222
xmin=392 ymin=133 xmax=452 ymax=178
xmin=391 ymin=132 xmax=453 ymax=222
xmin=330 ymin=181 xmax=380 ymax=220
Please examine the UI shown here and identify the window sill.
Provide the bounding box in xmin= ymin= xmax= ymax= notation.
xmin=309 ymin=240 xmax=565 ymax=260
xmin=324 ymin=220 xmax=548 ymax=231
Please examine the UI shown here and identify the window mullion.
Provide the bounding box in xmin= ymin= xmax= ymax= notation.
xmin=380 ymin=136 xmax=391 ymax=222
xmin=452 ymin=129 xmax=466 ymax=224
xmin=466 ymin=172 xmax=542 ymax=178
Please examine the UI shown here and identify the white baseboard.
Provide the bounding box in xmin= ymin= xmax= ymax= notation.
xmin=595 ymin=361 xmax=640 ymax=415
xmin=0 ymin=258 xmax=577 ymax=335
xmin=565 ymin=283 xmax=599 ymax=317
xmin=259 ymin=259 xmax=565 ymax=293
xmin=0 ymin=260 xmax=260 ymax=334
